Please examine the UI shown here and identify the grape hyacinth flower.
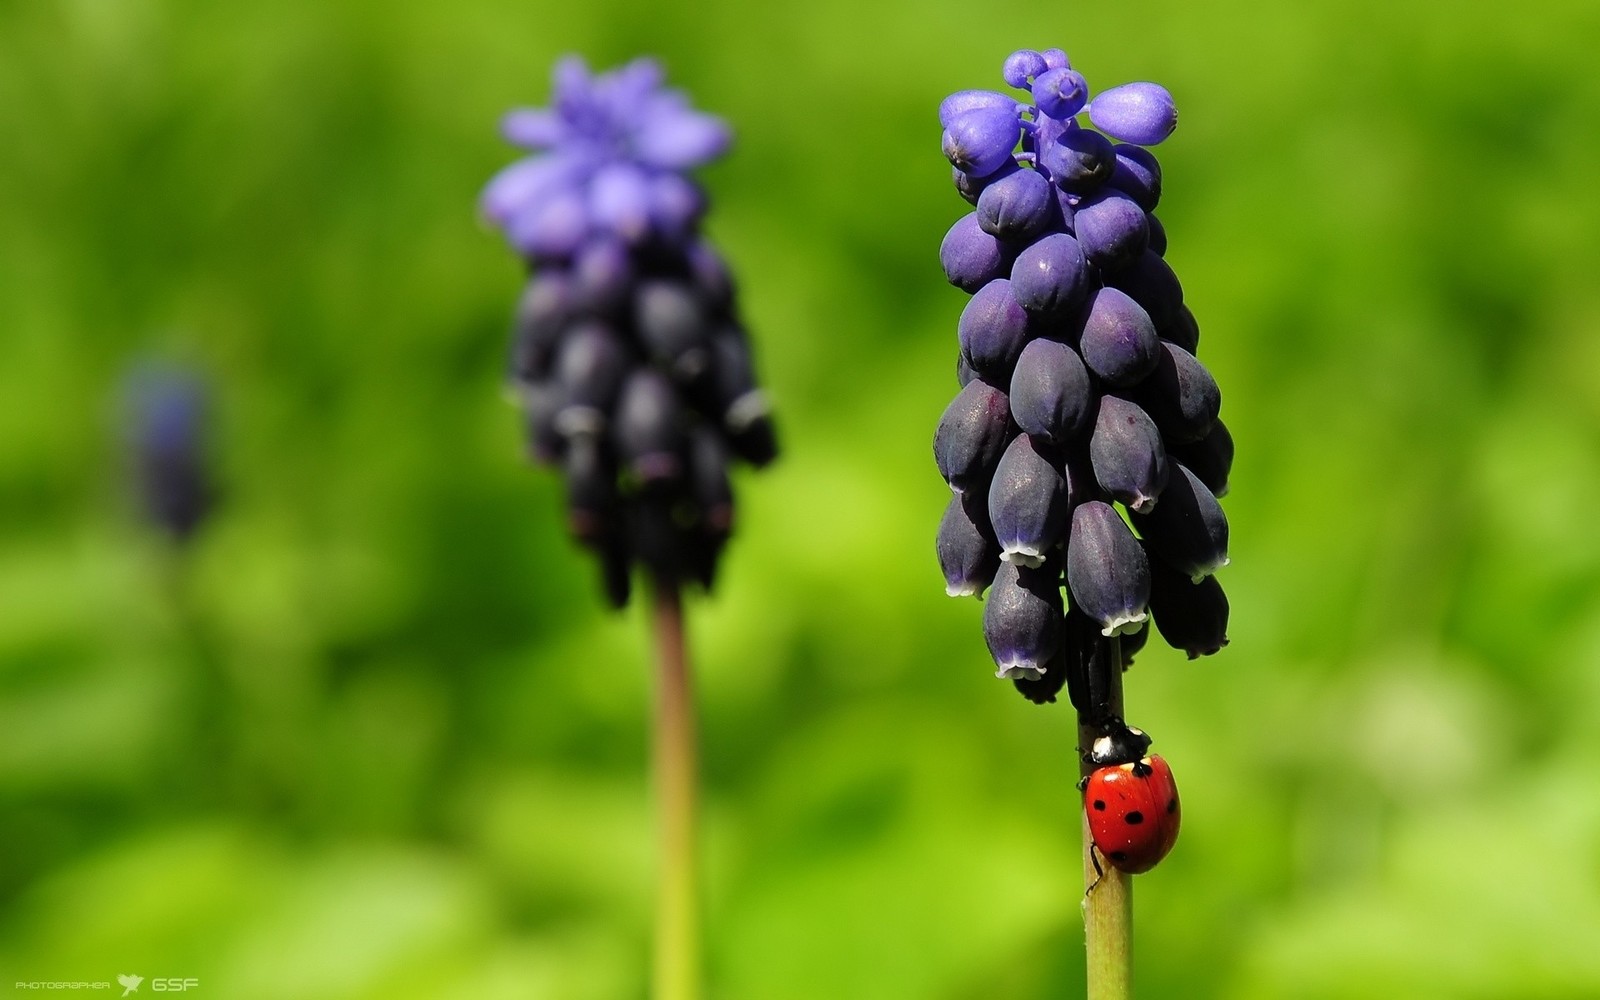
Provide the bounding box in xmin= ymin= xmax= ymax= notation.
xmin=123 ymin=365 xmax=212 ymax=542
xmin=482 ymin=56 xmax=776 ymax=1000
xmin=483 ymin=56 xmax=777 ymax=608
xmin=931 ymin=46 xmax=1233 ymax=994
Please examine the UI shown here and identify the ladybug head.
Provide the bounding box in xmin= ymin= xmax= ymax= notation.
xmin=1085 ymin=718 xmax=1153 ymax=767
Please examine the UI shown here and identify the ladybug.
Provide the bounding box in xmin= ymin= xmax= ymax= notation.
xmin=1083 ymin=754 xmax=1181 ymax=875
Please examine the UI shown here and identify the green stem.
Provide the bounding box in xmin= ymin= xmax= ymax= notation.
xmin=1079 ymin=633 xmax=1132 ymax=1000
xmin=651 ymin=582 xmax=700 ymax=1000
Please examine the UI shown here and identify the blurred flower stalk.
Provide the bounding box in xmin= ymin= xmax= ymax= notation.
xmin=481 ymin=56 xmax=777 ymax=1000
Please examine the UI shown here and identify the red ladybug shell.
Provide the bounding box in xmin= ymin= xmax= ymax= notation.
xmin=1083 ymin=754 xmax=1180 ymax=874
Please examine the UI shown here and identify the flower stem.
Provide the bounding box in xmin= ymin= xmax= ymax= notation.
xmin=1078 ymin=633 xmax=1132 ymax=1000
xmin=651 ymin=580 xmax=700 ymax=1000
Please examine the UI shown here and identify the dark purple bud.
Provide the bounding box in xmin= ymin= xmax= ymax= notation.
xmin=700 ymin=331 xmax=777 ymax=467
xmin=933 ymin=379 xmax=1012 ymax=494
xmin=596 ymin=532 xmax=632 ymax=609
xmin=953 ymin=159 xmax=1019 ymax=206
xmin=629 ymin=490 xmax=694 ymax=581
xmin=1120 ymin=619 xmax=1150 ymax=667
xmin=1147 ymin=550 xmax=1230 ymax=658
xmin=1089 ymin=395 xmax=1168 ymax=515
xmin=1072 ymin=187 xmax=1149 ymax=272
xmin=1032 ymin=68 xmax=1089 ymax=121
xmin=988 ymin=433 xmax=1070 ymax=568
xmin=635 ymin=280 xmax=711 ymax=380
xmin=1131 ymin=342 xmax=1220 ymax=444
xmin=125 ymin=367 xmax=211 ymax=541
xmin=1066 ymin=501 xmax=1150 ymax=636
xmin=958 ymin=278 xmax=1032 ymax=384
xmin=1009 ymin=337 xmax=1093 ymax=446
xmin=940 ymin=213 xmax=1009 ymax=293
xmin=571 ymin=239 xmax=635 ymax=316
xmin=938 ymin=491 xmax=999 ymax=597
xmin=1079 ymin=287 xmax=1161 ymax=387
xmin=975 ymin=167 xmax=1055 ymax=242
xmin=1169 ymin=419 xmax=1232 ymax=498
xmin=957 ymin=353 xmax=976 ymax=388
xmin=1130 ymin=463 xmax=1229 ymax=581
xmin=613 ymin=370 xmax=685 ymax=484
xmin=1105 ymin=250 xmax=1184 ymax=331
xmin=686 ymin=428 xmax=734 ymax=588
xmin=563 ymin=432 xmax=618 ymax=546
xmin=684 ymin=240 xmax=735 ymax=318
xmin=509 ymin=272 xmax=576 ymax=383
xmin=1088 ymin=83 xmax=1178 ymax=146
xmin=1159 ymin=302 xmax=1198 ymax=355
xmin=1145 ymin=213 xmax=1167 ymax=257
xmin=939 ymin=90 xmax=1021 ymax=128
xmin=1107 ymin=144 xmax=1162 ymax=211
xmin=1013 ymin=646 xmax=1069 ymax=704
xmin=942 ymin=106 xmax=1021 ymax=178
xmin=1002 ymin=50 xmax=1048 ymax=89
xmin=1039 ymin=127 xmax=1115 ymax=194
xmin=519 ymin=379 xmax=568 ymax=464
xmin=1009 ymin=232 xmax=1090 ymax=317
xmin=553 ymin=322 xmax=631 ymax=428
xmin=983 ymin=560 xmax=1064 ymax=681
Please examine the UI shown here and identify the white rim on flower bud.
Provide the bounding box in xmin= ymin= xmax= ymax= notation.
xmin=725 ymin=389 xmax=769 ymax=432
xmin=1099 ymin=610 xmax=1149 ymax=638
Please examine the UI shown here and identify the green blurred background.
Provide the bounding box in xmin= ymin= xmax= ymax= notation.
xmin=4 ymin=0 xmax=1600 ymax=996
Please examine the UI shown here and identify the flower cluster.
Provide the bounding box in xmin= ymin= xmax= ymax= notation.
xmin=124 ymin=364 xmax=212 ymax=542
xmin=483 ymin=57 xmax=776 ymax=607
xmin=933 ymin=48 xmax=1231 ymax=705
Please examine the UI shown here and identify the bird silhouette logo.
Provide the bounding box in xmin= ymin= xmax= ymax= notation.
xmin=117 ymin=974 xmax=144 ymax=995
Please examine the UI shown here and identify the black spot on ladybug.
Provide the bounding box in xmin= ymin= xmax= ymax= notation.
xmin=1167 ymin=797 xmax=1177 ymax=814
xmin=1109 ymin=850 xmax=1128 ymax=862
xmin=1093 ymin=800 xmax=1106 ymax=811
xmin=1125 ymin=811 xmax=1145 ymax=825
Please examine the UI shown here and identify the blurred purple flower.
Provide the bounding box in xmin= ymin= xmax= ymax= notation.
xmin=124 ymin=365 xmax=212 ymax=542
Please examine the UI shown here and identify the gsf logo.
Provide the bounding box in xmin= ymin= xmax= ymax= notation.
xmin=151 ymin=979 xmax=200 ymax=992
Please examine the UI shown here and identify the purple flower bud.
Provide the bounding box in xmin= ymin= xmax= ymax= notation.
xmin=933 ymin=379 xmax=1012 ymax=494
xmin=519 ymin=380 xmax=567 ymax=464
xmin=1013 ymin=644 xmax=1069 ymax=704
xmin=1147 ymin=550 xmax=1230 ymax=658
xmin=684 ymin=240 xmax=735 ymax=317
xmin=983 ymin=560 xmax=1064 ymax=681
xmin=1041 ymin=48 xmax=1070 ymax=70
xmin=975 ymin=167 xmax=1055 ymax=242
xmin=1159 ymin=300 xmax=1198 ymax=353
xmin=1009 ymin=337 xmax=1093 ymax=446
xmin=1079 ymin=287 xmax=1160 ymax=387
xmin=1169 ymin=419 xmax=1232 ymax=498
xmin=646 ymin=172 xmax=706 ymax=242
xmin=1130 ymin=463 xmax=1229 ymax=581
xmin=635 ymin=280 xmax=711 ymax=378
xmin=958 ymin=278 xmax=1032 ymax=384
xmin=501 ymin=108 xmax=564 ymax=149
xmin=570 ymin=239 xmax=635 ymax=317
xmin=481 ymin=156 xmax=578 ymax=226
xmin=1066 ymin=501 xmax=1150 ymax=636
xmin=613 ymin=369 xmax=685 ymax=484
xmin=509 ymin=273 xmax=577 ymax=383
xmin=563 ymin=431 xmax=619 ymax=546
xmin=957 ymin=353 xmax=976 ymax=388
xmin=1072 ymin=187 xmax=1149 ymax=271
xmin=952 ymin=160 xmax=1019 ymax=207
xmin=1031 ymin=68 xmax=1089 ymax=121
xmin=988 ymin=433 xmax=1070 ymax=568
xmin=1108 ymin=144 xmax=1162 ymax=211
xmin=686 ymin=428 xmax=734 ymax=588
xmin=632 ymin=110 xmax=731 ymax=171
xmin=588 ymin=162 xmax=652 ymax=243
xmin=940 ymin=212 xmax=1010 ymax=293
xmin=938 ymin=491 xmax=999 ymax=597
xmin=1131 ymin=342 xmax=1220 ymax=444
xmin=1002 ymin=50 xmax=1049 ymax=89
xmin=1088 ymin=83 xmax=1177 ymax=146
xmin=1145 ymin=213 xmax=1167 ymax=257
xmin=1009 ymin=232 xmax=1090 ymax=317
xmin=125 ymin=366 xmax=212 ymax=541
xmin=1105 ymin=249 xmax=1184 ymax=331
xmin=1089 ymin=395 xmax=1169 ymax=515
xmin=939 ymin=89 xmax=1020 ymax=128
xmin=553 ymin=322 xmax=631 ymax=429
xmin=508 ymin=188 xmax=589 ymax=261
xmin=942 ymin=106 xmax=1021 ymax=178
xmin=1039 ymin=127 xmax=1115 ymax=194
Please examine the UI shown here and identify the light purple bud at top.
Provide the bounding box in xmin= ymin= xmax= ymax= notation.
xmin=1079 ymin=287 xmax=1160 ymax=387
xmin=1066 ymin=501 xmax=1150 ymax=636
xmin=943 ymin=106 xmax=1021 ymax=178
xmin=647 ymin=173 xmax=706 ymax=241
xmin=571 ymin=239 xmax=635 ymax=316
xmin=940 ymin=213 xmax=1009 ymax=293
xmin=1088 ymin=82 xmax=1178 ymax=146
xmin=1073 ymin=187 xmax=1149 ymax=271
xmin=1089 ymin=395 xmax=1168 ymax=515
xmin=1041 ymin=48 xmax=1070 ymax=70
xmin=983 ymin=560 xmax=1064 ymax=681
xmin=1147 ymin=550 xmax=1230 ymax=659
xmin=685 ymin=240 xmax=735 ymax=316
xmin=1009 ymin=232 xmax=1090 ymax=317
xmin=938 ymin=492 xmax=999 ymax=597
xmin=1039 ymin=127 xmax=1115 ymax=194
xmin=958 ymin=278 xmax=1032 ymax=384
xmin=988 ymin=433 xmax=1070 ymax=568
xmin=508 ymin=188 xmax=589 ymax=260
xmin=502 ymin=108 xmax=564 ymax=149
xmin=481 ymin=156 xmax=571 ymax=226
xmin=632 ymin=110 xmax=731 ymax=170
xmin=1131 ymin=463 xmax=1229 ymax=582
xmin=1108 ymin=144 xmax=1162 ymax=211
xmin=975 ymin=167 xmax=1054 ymax=242
xmin=588 ymin=162 xmax=652 ymax=243
xmin=1009 ymin=337 xmax=1093 ymax=446
xmin=933 ymin=379 xmax=1012 ymax=494
xmin=1169 ymin=419 xmax=1232 ymax=498
xmin=1002 ymin=50 xmax=1049 ymax=88
xmin=1131 ymin=342 xmax=1220 ymax=444
xmin=1032 ymin=68 xmax=1089 ymax=121
xmin=939 ymin=89 xmax=1019 ymax=128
